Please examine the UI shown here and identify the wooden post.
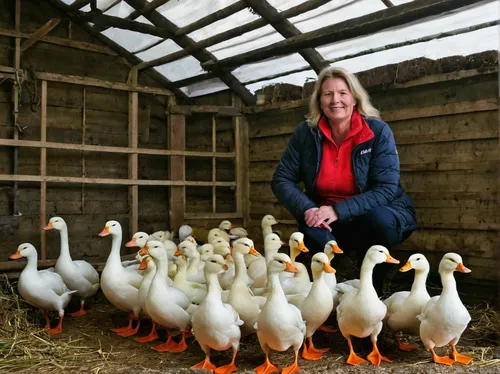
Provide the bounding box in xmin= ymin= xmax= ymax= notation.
xmin=212 ymin=114 xmax=216 ymax=214
xmin=168 ymin=96 xmax=185 ymax=232
xmin=128 ymin=68 xmax=139 ymax=237
xmin=12 ymin=0 xmax=20 ymax=217
xmin=232 ymin=94 xmax=249 ymax=227
xmin=81 ymin=87 xmax=86 ymax=214
xmin=40 ymin=80 xmax=47 ymax=260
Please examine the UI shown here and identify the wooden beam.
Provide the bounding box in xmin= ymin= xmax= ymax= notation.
xmin=175 ymin=1 xmax=247 ymax=37
xmin=168 ymin=105 xmax=242 ymax=116
xmin=12 ymin=0 xmax=20 ymax=218
xmin=202 ymin=0 xmax=484 ymax=71
xmin=35 ymin=71 xmax=174 ymax=96
xmin=381 ymin=0 xmax=395 ymax=7
xmin=233 ymin=94 xmax=250 ymax=227
xmin=20 ymin=18 xmax=60 ymax=53
xmin=0 ymin=174 xmax=237 ymax=187
xmin=168 ymin=96 xmax=186 ymax=231
xmin=0 ymin=138 xmax=236 ymax=158
xmin=69 ymin=0 xmax=90 ymax=11
xmin=170 ymin=71 xmax=217 ymax=88
xmin=212 ymin=115 xmax=217 ymax=214
xmin=124 ymin=0 xmax=256 ymax=105
xmin=40 ymin=81 xmax=48 ymax=260
xmin=128 ymin=68 xmax=139 ymax=237
xmin=244 ymin=0 xmax=328 ymax=74
xmin=135 ymin=0 xmax=331 ymax=71
xmin=184 ymin=212 xmax=243 ymax=220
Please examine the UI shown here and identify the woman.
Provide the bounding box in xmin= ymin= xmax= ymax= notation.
xmin=271 ymin=67 xmax=416 ymax=293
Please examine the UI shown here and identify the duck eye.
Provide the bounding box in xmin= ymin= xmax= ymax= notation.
xmin=379 ymin=250 xmax=383 ymax=253
xmin=416 ymin=258 xmax=420 ymax=261
xmin=23 ymin=246 xmax=27 ymax=250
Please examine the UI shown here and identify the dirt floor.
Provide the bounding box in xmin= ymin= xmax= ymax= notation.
xmin=2 ymin=284 xmax=498 ymax=374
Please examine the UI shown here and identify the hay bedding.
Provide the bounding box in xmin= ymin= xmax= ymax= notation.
xmin=1 ymin=274 xmax=498 ymax=373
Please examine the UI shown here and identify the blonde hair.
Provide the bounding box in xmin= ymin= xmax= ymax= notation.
xmin=306 ymin=66 xmax=380 ymax=126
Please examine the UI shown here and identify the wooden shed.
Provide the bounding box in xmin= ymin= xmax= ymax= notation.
xmin=0 ymin=0 xmax=498 ymax=372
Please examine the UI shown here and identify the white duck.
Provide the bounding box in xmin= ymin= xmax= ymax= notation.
xmin=254 ymin=253 xmax=306 ymax=374
xmin=280 ymin=232 xmax=311 ymax=295
xmin=199 ymin=243 xmax=214 ymax=262
xmin=261 ymin=214 xmax=279 ymax=241
xmin=248 ymin=233 xmax=283 ymax=290
xmin=299 ymin=252 xmax=336 ymax=361
xmin=219 ymin=220 xmax=248 ymax=241
xmin=172 ymin=255 xmax=207 ymax=304
xmin=99 ymin=220 xmax=143 ymax=337
xmin=141 ymin=240 xmax=192 ymax=353
xmin=191 ymin=254 xmax=243 ymax=374
xmin=43 ymin=217 xmax=99 ymax=317
xmin=418 ymin=253 xmax=473 ymax=366
xmin=9 ymin=243 xmax=77 ymax=335
xmin=179 ymin=224 xmax=193 ymax=242
xmin=227 ymin=238 xmax=262 ymax=336
xmin=134 ymin=255 xmax=159 ymax=343
xmin=337 ymin=245 xmax=400 ymax=366
xmin=384 ymin=253 xmax=431 ymax=351
xmin=175 ymin=240 xmax=205 ymax=284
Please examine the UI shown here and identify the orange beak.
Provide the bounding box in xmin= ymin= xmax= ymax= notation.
xmin=297 ymin=241 xmax=309 ymax=253
xmin=456 ymin=262 xmax=471 ymax=273
xmin=174 ymin=249 xmax=182 ymax=256
xmin=285 ymin=262 xmax=299 ymax=273
xmin=330 ymin=242 xmax=343 ymax=254
xmin=249 ymin=247 xmax=260 ymax=257
xmin=385 ymin=253 xmax=400 ymax=264
xmin=274 ymin=220 xmax=279 ymax=224
xmin=400 ymin=261 xmax=412 ymax=272
xmin=222 ymin=264 xmax=228 ymax=271
xmin=323 ymin=263 xmax=336 ymax=273
xmin=138 ymin=245 xmax=149 ymax=256
xmin=9 ymin=251 xmax=22 ymax=260
xmin=138 ymin=259 xmax=147 ymax=270
xmin=125 ymin=238 xmax=137 ymax=247
xmin=99 ymin=226 xmax=110 ymax=237
xmin=42 ymin=221 xmax=53 ymax=231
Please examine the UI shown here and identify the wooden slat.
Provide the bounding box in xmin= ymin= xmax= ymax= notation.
xmin=169 ymin=105 xmax=242 ymax=116
xmin=20 ymin=18 xmax=60 ymax=53
xmin=212 ymin=115 xmax=216 ymax=214
xmin=128 ymin=69 xmax=139 ymax=236
xmin=35 ymin=72 xmax=174 ymax=96
xmin=168 ymin=96 xmax=185 ymax=231
xmin=184 ymin=212 xmax=243 ymax=220
xmin=0 ymin=138 xmax=235 ymax=158
xmin=0 ymin=174 xmax=236 ymax=187
xmin=233 ymin=94 xmax=250 ymax=227
xmin=40 ymin=80 xmax=47 ymax=260
xmin=81 ymin=87 xmax=86 ymax=214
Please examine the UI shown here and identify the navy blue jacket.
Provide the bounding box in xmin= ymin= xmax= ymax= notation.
xmin=271 ymin=117 xmax=417 ymax=234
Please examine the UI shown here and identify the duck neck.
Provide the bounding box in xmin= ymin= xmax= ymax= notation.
xmin=326 ymin=252 xmax=334 ymax=262
xmin=311 ymin=270 xmax=325 ymax=292
xmin=440 ymin=270 xmax=458 ymax=299
xmin=58 ymin=226 xmax=72 ymax=261
xmin=289 ymin=247 xmax=299 ymax=263
xmin=359 ymin=261 xmax=376 ymax=292
xmin=155 ymin=257 xmax=170 ymax=280
xmin=25 ymin=252 xmax=39 ymax=272
xmin=409 ymin=268 xmax=429 ymax=296
xmin=262 ymin=226 xmax=272 ymax=238
xmin=187 ymin=254 xmax=200 ymax=274
xmin=264 ymin=246 xmax=279 ymax=264
xmin=232 ymin=251 xmax=248 ymax=284
xmin=174 ymin=262 xmax=187 ymax=281
xmin=268 ymin=271 xmax=286 ymax=301
xmin=106 ymin=232 xmax=122 ymax=266
xmin=206 ymin=272 xmax=223 ymax=299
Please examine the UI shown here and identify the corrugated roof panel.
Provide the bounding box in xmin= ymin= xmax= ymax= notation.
xmin=135 ymin=39 xmax=183 ymax=62
xmin=104 ymin=2 xmax=135 ymax=17
xmin=180 ymin=77 xmax=229 ymax=97
xmin=102 ymin=27 xmax=162 ymax=53
xmin=155 ymin=55 xmax=204 ymax=81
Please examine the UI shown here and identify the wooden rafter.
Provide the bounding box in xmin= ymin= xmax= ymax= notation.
xmin=381 ymin=0 xmax=395 ymax=7
xmin=20 ymin=18 xmax=60 ymax=53
xmin=135 ymin=0 xmax=332 ymax=71
xmin=124 ymin=0 xmax=256 ymax=105
xmin=244 ymin=0 xmax=328 ymax=74
xmin=46 ymin=0 xmax=193 ymax=103
xmin=68 ymin=0 xmax=90 ymax=11
xmin=202 ymin=0 xmax=484 ymax=71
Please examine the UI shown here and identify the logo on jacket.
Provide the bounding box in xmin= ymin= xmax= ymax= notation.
xmin=360 ymin=148 xmax=372 ymax=155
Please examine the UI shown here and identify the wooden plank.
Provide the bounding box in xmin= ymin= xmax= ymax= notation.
xmin=0 ymin=174 xmax=236 ymax=187
xmin=233 ymin=94 xmax=250 ymax=227
xmin=212 ymin=115 xmax=216 ymax=214
xmin=168 ymin=96 xmax=185 ymax=231
xmin=128 ymin=68 xmax=139 ymax=236
xmin=202 ymin=0 xmax=482 ymax=71
xmin=36 ymin=72 xmax=174 ymax=96
xmin=40 ymin=80 xmax=47 ymax=260
xmin=169 ymin=105 xmax=242 ymax=116
xmin=20 ymin=18 xmax=60 ymax=53
xmin=0 ymin=139 xmax=235 ymax=158
xmin=12 ymin=0 xmax=21 ymax=218
xmin=184 ymin=212 xmax=243 ymax=220
xmin=0 ymin=28 xmax=117 ymax=55
xmin=81 ymin=88 xmax=86 ymax=214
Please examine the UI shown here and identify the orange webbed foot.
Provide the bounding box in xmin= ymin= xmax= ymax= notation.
xmin=70 ymin=308 xmax=87 ymax=317
xmin=367 ymin=350 xmax=391 ymax=366
xmin=346 ymin=350 xmax=368 ymax=366
xmin=151 ymin=336 xmax=177 ymax=352
xmin=430 ymin=348 xmax=454 ymax=366
xmin=318 ymin=325 xmax=338 ymax=333
xmin=450 ymin=346 xmax=473 ymax=365
xmin=48 ymin=326 xmax=63 ymax=335
xmin=281 ymin=361 xmax=301 ymax=374
xmin=117 ymin=321 xmax=140 ymax=337
xmin=254 ymin=359 xmax=279 ymax=374
xmin=214 ymin=363 xmax=238 ymax=374
xmin=135 ymin=330 xmax=159 ymax=343
xmin=192 ymin=357 xmax=216 ymax=372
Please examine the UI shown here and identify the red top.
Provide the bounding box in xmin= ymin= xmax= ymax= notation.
xmin=315 ymin=109 xmax=374 ymax=205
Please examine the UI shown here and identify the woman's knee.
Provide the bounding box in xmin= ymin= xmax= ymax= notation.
xmin=361 ymin=206 xmax=402 ymax=247
xmin=297 ymin=222 xmax=336 ymax=253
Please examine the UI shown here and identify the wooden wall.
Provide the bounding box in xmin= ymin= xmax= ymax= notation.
xmin=245 ymin=52 xmax=499 ymax=301
xmin=0 ymin=0 xmax=171 ymax=262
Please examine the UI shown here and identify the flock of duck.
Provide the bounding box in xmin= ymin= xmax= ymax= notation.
xmin=9 ymin=214 xmax=474 ymax=373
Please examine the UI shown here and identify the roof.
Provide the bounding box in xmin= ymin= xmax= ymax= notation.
xmin=51 ymin=0 xmax=498 ymax=104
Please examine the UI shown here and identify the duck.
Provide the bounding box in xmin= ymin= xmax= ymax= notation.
xmin=299 ymin=252 xmax=336 ymax=360
xmin=9 ymin=243 xmax=77 ymax=335
xmin=227 ymin=238 xmax=262 ymax=336
xmin=99 ymin=220 xmax=143 ymax=337
xmin=43 ymin=217 xmax=100 ymax=317
xmin=172 ymin=255 xmax=208 ymax=304
xmin=261 ymin=214 xmax=279 ymax=241
xmin=191 ymin=254 xmax=243 ymax=374
xmin=384 ymin=253 xmax=431 ymax=351
xmin=134 ymin=254 xmax=159 ymax=343
xmin=254 ymin=253 xmax=306 ymax=374
xmin=279 ymin=232 xmax=312 ymax=295
xmin=337 ymin=245 xmax=400 ymax=366
xmin=219 ymin=220 xmax=248 ymax=242
xmin=417 ymin=253 xmax=473 ymax=366
xmin=151 ymin=230 xmax=174 ymax=242
xmin=249 ymin=233 xmax=283 ymax=291
xmin=179 ymin=224 xmax=194 ymax=242
xmin=141 ymin=240 xmax=192 ymax=353
xmin=199 ymin=243 xmax=214 ymax=262
xmin=175 ymin=240 xmax=205 ymax=284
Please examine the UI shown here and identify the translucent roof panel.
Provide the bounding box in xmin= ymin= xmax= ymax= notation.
xmin=102 ymin=28 xmax=162 ymax=54
xmin=180 ymin=78 xmax=229 ymax=97
xmin=104 ymin=2 xmax=135 ymax=18
xmin=155 ymin=55 xmax=204 ymax=82
xmin=135 ymin=39 xmax=183 ymax=62
xmin=207 ymin=25 xmax=285 ymax=60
